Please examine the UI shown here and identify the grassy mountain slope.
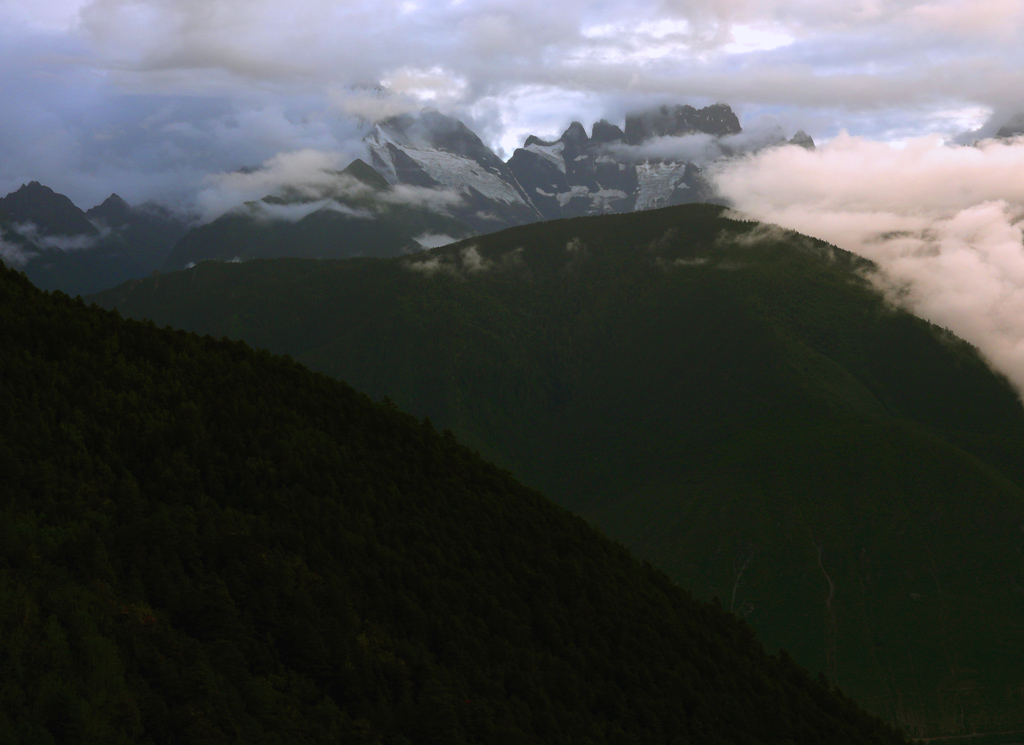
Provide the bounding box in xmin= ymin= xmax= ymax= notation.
xmin=93 ymin=204 xmax=1024 ymax=736
xmin=0 ymin=263 xmax=908 ymax=744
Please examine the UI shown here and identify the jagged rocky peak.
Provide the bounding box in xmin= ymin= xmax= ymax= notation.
xmin=788 ymin=130 xmax=816 ymax=149
xmin=374 ymin=109 xmax=497 ymax=164
xmin=561 ymin=121 xmax=589 ymax=144
xmin=0 ymin=180 xmax=99 ymax=237
xmin=624 ymin=103 xmax=742 ymax=145
xmin=88 ymin=193 xmax=133 ymax=224
xmin=365 ymin=108 xmax=542 ymax=232
xmin=341 ymin=158 xmax=389 ymax=190
xmin=100 ymin=193 xmax=131 ymax=210
xmin=996 ymin=113 xmax=1024 ymax=139
xmin=591 ymin=119 xmax=625 ymax=144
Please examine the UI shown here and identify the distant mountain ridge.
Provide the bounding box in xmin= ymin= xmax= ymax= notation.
xmin=0 ymin=180 xmax=101 ymax=238
xmin=159 ymin=101 xmax=800 ymax=275
xmin=0 ymin=182 xmax=190 ymax=295
xmin=162 ymin=157 xmax=475 ymax=271
xmin=372 ymin=103 xmax=807 ymax=223
xmin=624 ymin=102 xmax=743 ymax=143
xmin=1 ymin=101 xmax=813 ymax=293
xmin=365 ymin=109 xmax=543 ymax=232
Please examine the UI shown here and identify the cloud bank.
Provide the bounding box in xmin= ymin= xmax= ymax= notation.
xmin=195 ymin=148 xmax=465 ymax=223
xmin=712 ymin=134 xmax=1024 ymax=394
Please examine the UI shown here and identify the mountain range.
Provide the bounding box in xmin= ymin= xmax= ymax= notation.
xmin=169 ymin=102 xmax=810 ymax=271
xmin=0 ymin=181 xmax=190 ymax=296
xmin=92 ymin=203 xmax=1024 ymax=737
xmin=7 ymin=103 xmax=1024 ymax=739
xmin=1 ymin=103 xmax=814 ymax=291
xmin=0 ymin=258 xmax=908 ymax=744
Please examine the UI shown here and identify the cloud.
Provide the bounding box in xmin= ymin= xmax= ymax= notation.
xmin=405 ymin=245 xmax=486 ymax=276
xmin=247 ymin=199 xmax=375 ymax=223
xmin=461 ymin=245 xmax=487 ymax=272
xmin=332 ymin=92 xmax=422 ymax=124
xmin=711 ymin=134 xmax=1024 ymax=395
xmin=381 ymin=184 xmax=464 ymax=211
xmin=0 ymin=237 xmax=37 ymax=268
xmin=602 ymin=117 xmax=791 ymax=164
xmin=405 ymin=254 xmax=452 ymax=276
xmin=196 ymin=147 xmax=465 ymax=222
xmin=11 ymin=222 xmax=100 ymax=251
xmin=414 ymin=232 xmax=457 ymax=249
xmin=196 ymin=149 xmax=351 ymax=220
xmin=405 ymin=243 xmax=523 ymax=276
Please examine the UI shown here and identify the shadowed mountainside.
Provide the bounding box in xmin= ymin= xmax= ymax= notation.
xmin=93 ymin=204 xmax=1024 ymax=736
xmin=0 ymin=260 xmax=910 ymax=744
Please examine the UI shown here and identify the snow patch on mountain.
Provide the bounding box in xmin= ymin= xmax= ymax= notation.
xmin=524 ymin=141 xmax=566 ymax=174
xmin=557 ymin=185 xmax=592 ymax=207
xmin=401 ymin=147 xmax=526 ymax=205
xmin=634 ymin=162 xmax=690 ymax=211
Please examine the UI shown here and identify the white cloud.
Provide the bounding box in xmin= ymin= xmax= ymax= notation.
xmin=248 ymin=199 xmax=374 ymax=223
xmin=196 ymin=149 xmax=351 ymax=220
xmin=0 ymin=237 xmax=36 ymax=268
xmin=381 ymin=184 xmax=464 ymax=211
xmin=195 ymin=147 xmax=465 ymax=222
xmin=414 ymin=232 xmax=457 ymax=248
xmin=712 ymin=134 xmax=1024 ymax=395
xmin=602 ymin=119 xmax=791 ymax=164
xmin=11 ymin=222 xmax=99 ymax=251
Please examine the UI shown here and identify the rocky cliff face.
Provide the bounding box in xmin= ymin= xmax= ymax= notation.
xmin=623 ymin=103 xmax=743 ymax=144
xmin=505 ymin=104 xmax=743 ymax=220
xmin=361 ymin=103 xmax=812 ymax=226
xmin=365 ymin=110 xmax=542 ymax=233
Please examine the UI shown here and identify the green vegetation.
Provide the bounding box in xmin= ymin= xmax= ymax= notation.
xmin=0 ymin=261 xmax=909 ymax=743
xmin=93 ymin=204 xmax=1024 ymax=736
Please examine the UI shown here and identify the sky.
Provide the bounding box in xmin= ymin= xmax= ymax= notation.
xmin=5 ymin=0 xmax=1024 ymax=391
xmin=3 ymin=0 xmax=1023 ymax=209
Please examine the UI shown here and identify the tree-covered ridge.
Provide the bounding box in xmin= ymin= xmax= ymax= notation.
xmin=91 ymin=204 xmax=1024 ymax=735
xmin=0 ymin=263 xmax=906 ymax=743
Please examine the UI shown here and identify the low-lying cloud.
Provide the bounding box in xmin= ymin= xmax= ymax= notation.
xmin=414 ymin=232 xmax=457 ymax=249
xmin=712 ymin=133 xmax=1024 ymax=395
xmin=604 ymin=119 xmax=793 ymax=165
xmin=0 ymin=236 xmax=35 ymax=268
xmin=247 ymin=199 xmax=375 ymax=223
xmin=11 ymin=222 xmax=100 ymax=251
xmin=406 ymin=243 xmax=522 ymax=276
xmin=196 ymin=148 xmax=464 ymax=223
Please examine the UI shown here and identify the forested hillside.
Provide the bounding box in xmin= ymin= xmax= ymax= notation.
xmin=0 ymin=262 xmax=908 ymax=744
xmin=92 ymin=204 xmax=1024 ymax=735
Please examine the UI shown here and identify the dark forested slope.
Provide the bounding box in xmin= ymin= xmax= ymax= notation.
xmin=92 ymin=204 xmax=1024 ymax=736
xmin=0 ymin=263 xmax=906 ymax=744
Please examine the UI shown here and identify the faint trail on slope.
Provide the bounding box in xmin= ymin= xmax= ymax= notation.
xmin=926 ymin=541 xmax=966 ymax=734
xmin=814 ymin=537 xmax=839 ymax=687
xmin=731 ymin=545 xmax=757 ymax=614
